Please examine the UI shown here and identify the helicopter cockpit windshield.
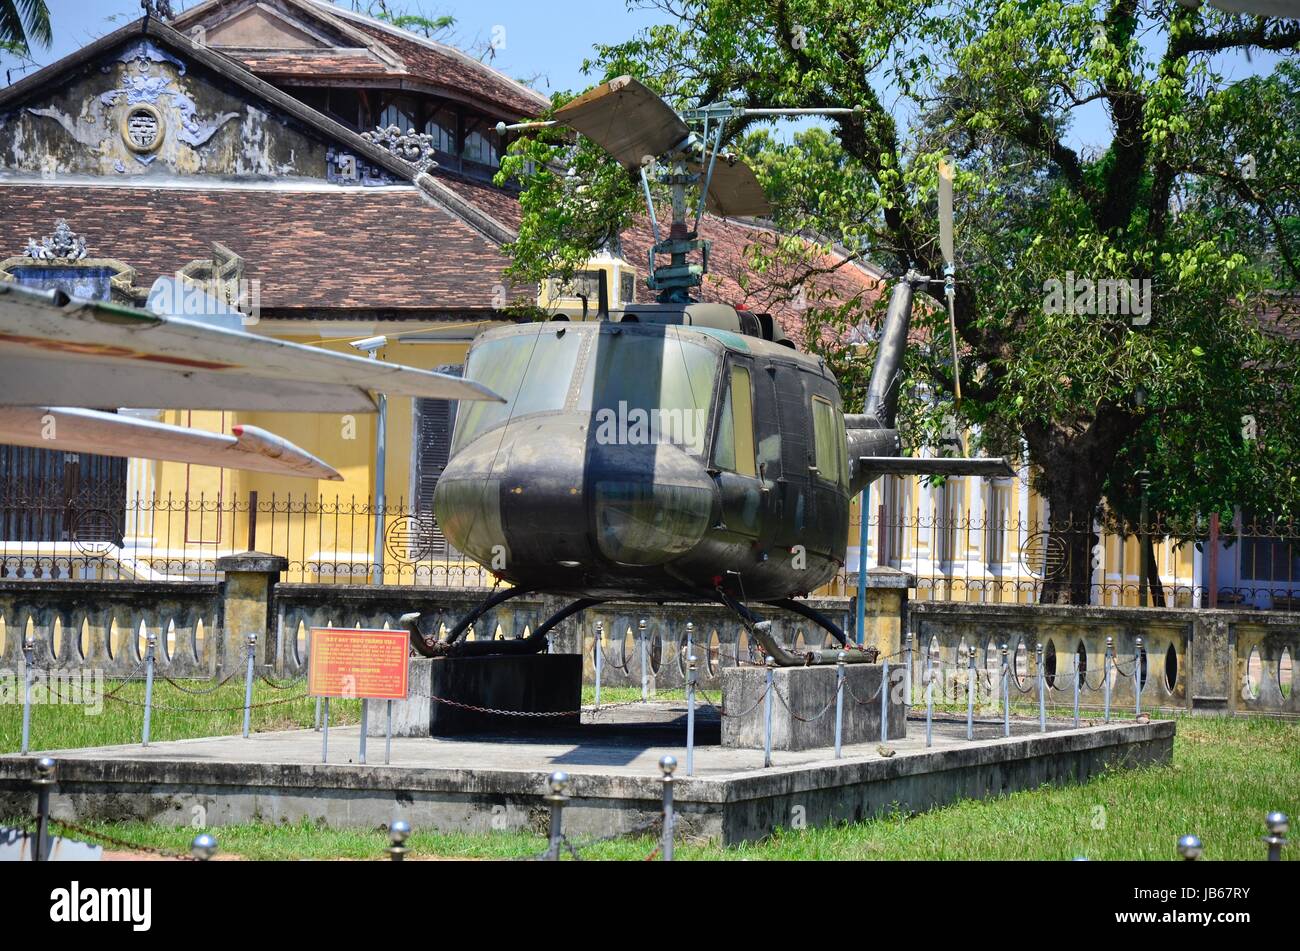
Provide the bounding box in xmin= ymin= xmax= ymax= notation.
xmin=452 ymin=324 xmax=720 ymax=456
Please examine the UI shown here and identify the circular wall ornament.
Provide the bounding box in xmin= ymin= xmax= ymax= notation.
xmin=122 ymin=103 xmax=164 ymax=153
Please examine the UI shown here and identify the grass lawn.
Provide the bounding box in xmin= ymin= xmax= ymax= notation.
xmin=0 ymin=677 xmax=360 ymax=752
xmin=3 ymin=691 xmax=1295 ymax=859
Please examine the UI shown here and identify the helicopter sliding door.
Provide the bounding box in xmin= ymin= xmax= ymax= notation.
xmin=768 ymin=364 xmax=848 ymax=567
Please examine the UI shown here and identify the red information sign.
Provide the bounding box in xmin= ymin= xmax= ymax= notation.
xmin=308 ymin=628 xmax=410 ymax=700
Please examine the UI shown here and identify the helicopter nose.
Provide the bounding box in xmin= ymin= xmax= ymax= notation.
xmin=586 ymin=439 xmax=715 ymax=566
xmin=433 ymin=420 xmax=717 ymax=571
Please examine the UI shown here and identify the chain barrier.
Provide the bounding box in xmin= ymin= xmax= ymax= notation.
xmin=102 ymin=691 xmax=309 ymax=714
xmin=258 ymin=672 xmax=308 ymax=691
xmin=41 ymin=817 xmax=198 ymax=860
xmin=532 ymin=816 xmax=664 ymax=861
xmin=160 ymin=670 xmax=240 ymax=695
xmin=771 ymin=679 xmax=842 ymax=723
xmin=845 ymin=674 xmax=885 ymax=706
xmin=409 ymin=687 xmax=580 ymax=719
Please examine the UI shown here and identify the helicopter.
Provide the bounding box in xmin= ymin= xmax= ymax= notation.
xmin=403 ymin=76 xmax=1013 ymax=666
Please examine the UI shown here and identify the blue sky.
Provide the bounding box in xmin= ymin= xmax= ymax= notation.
xmin=0 ymin=0 xmax=1284 ymax=153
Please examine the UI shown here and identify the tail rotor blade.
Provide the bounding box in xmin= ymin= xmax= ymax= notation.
xmin=938 ymin=159 xmax=955 ymax=269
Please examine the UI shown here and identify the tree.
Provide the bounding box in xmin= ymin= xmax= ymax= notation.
xmin=0 ymin=0 xmax=51 ymax=57
xmin=500 ymin=0 xmax=1300 ymax=604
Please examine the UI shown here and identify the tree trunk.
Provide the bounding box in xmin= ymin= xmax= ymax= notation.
xmin=1039 ymin=479 xmax=1101 ymax=605
xmin=1142 ymin=532 xmax=1167 ymax=607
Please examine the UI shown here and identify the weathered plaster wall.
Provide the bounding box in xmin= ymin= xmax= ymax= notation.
xmin=0 ymin=39 xmax=348 ymax=180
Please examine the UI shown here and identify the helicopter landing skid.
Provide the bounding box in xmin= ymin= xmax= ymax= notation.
xmin=716 ymin=589 xmax=879 ymax=667
xmin=405 ymin=597 xmax=603 ymax=659
xmin=402 ymin=584 xmax=538 ymax=658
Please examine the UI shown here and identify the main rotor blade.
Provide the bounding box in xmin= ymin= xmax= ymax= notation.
xmin=553 ymin=75 xmax=690 ymax=171
xmin=937 ymin=158 xmax=955 ymax=269
xmin=688 ymin=154 xmax=772 ymax=218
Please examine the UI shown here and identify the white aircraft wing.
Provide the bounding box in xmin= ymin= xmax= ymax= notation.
xmin=0 ymin=407 xmax=342 ymax=481
xmin=0 ymin=283 xmax=503 ymax=412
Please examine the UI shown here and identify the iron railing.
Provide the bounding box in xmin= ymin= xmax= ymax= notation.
xmin=0 ymin=490 xmax=490 ymax=587
xmin=3 ymin=490 xmax=1299 ymax=609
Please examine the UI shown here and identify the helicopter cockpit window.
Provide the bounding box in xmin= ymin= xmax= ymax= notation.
xmin=812 ymin=396 xmax=845 ymax=486
xmin=452 ymin=328 xmax=583 ymax=452
xmin=580 ymin=328 xmax=718 ymax=457
xmin=713 ymin=364 xmax=757 ymax=477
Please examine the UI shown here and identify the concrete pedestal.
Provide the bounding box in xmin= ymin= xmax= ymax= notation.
xmin=365 ymin=654 xmax=583 ymax=737
xmin=721 ymin=663 xmax=906 ymax=751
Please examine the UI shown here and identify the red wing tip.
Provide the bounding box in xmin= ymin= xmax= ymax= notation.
xmin=231 ymin=425 xmax=244 ymax=436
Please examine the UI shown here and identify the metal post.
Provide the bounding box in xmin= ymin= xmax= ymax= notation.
xmin=593 ymin=621 xmax=603 ymax=709
xmin=1037 ymin=643 xmax=1046 ymax=733
xmin=904 ymin=631 xmax=913 ymax=707
xmin=21 ymin=634 xmax=34 ymax=756
xmin=369 ymin=350 xmax=388 ymax=587
xmin=880 ymin=657 xmax=890 ymax=744
xmin=1134 ymin=636 xmax=1143 ymax=717
xmin=925 ymin=653 xmax=935 ymax=748
xmin=1264 ymin=812 xmax=1289 ymax=862
xmin=1104 ymin=636 xmax=1113 ymax=723
xmin=834 ymin=652 xmax=846 ymax=759
xmin=545 ymin=771 xmax=569 ymax=860
xmin=966 ymin=646 xmax=976 ymax=741
xmin=1177 ymin=834 xmax=1202 ymax=861
xmin=686 ymin=621 xmax=695 ymax=672
xmin=385 ymin=699 xmax=393 ymax=765
xmin=190 ymin=833 xmax=217 ymax=861
xmin=762 ymin=657 xmax=775 ymax=768
xmin=321 ymin=697 xmax=330 ymax=763
xmin=388 ymin=820 xmax=410 ymax=861
xmin=659 ymin=755 xmax=676 ymax=861
xmin=1001 ymin=644 xmax=1010 ymax=737
xmin=242 ymin=633 xmax=256 ymax=739
xmin=142 ymin=633 xmax=157 ymax=747
xmin=1073 ymin=653 xmax=1081 ymax=728
xmin=31 ymin=757 xmax=54 ymax=862
xmin=686 ymin=655 xmax=697 ymax=776
xmin=314 ymin=697 xmax=322 ymax=731
xmin=359 ymin=699 xmax=368 ymax=765
xmin=639 ymin=618 xmax=649 ymax=701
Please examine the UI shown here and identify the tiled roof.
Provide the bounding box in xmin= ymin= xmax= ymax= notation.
xmin=230 ymin=49 xmax=396 ymax=77
xmin=0 ymin=183 xmax=526 ymax=313
xmin=343 ymin=19 xmax=548 ymax=118
xmin=621 ymin=216 xmax=884 ymax=347
xmin=434 ymin=174 xmax=884 ymax=345
xmin=1256 ymin=293 xmax=1300 ymax=342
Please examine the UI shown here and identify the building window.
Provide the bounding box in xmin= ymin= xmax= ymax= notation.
xmin=934 ymin=478 xmax=960 ymax=564
xmin=2 ymin=261 xmax=126 ymax=548
xmin=880 ymin=475 xmax=909 ymax=565
xmin=379 ymin=100 xmax=418 ymax=133
xmin=1240 ymin=524 xmax=1298 ymax=583
xmin=985 ymin=481 xmax=1010 ymax=568
xmin=413 ymin=372 xmax=462 ymax=559
xmin=461 ymin=117 xmax=500 ymax=167
xmin=424 ymin=105 xmax=458 ymax=155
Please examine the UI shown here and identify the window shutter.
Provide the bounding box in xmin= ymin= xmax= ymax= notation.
xmin=414 ymin=365 xmax=462 ymax=558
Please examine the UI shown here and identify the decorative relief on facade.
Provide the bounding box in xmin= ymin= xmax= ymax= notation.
xmin=23 ymin=219 xmax=89 ymax=261
xmin=361 ymin=125 xmax=439 ymax=173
